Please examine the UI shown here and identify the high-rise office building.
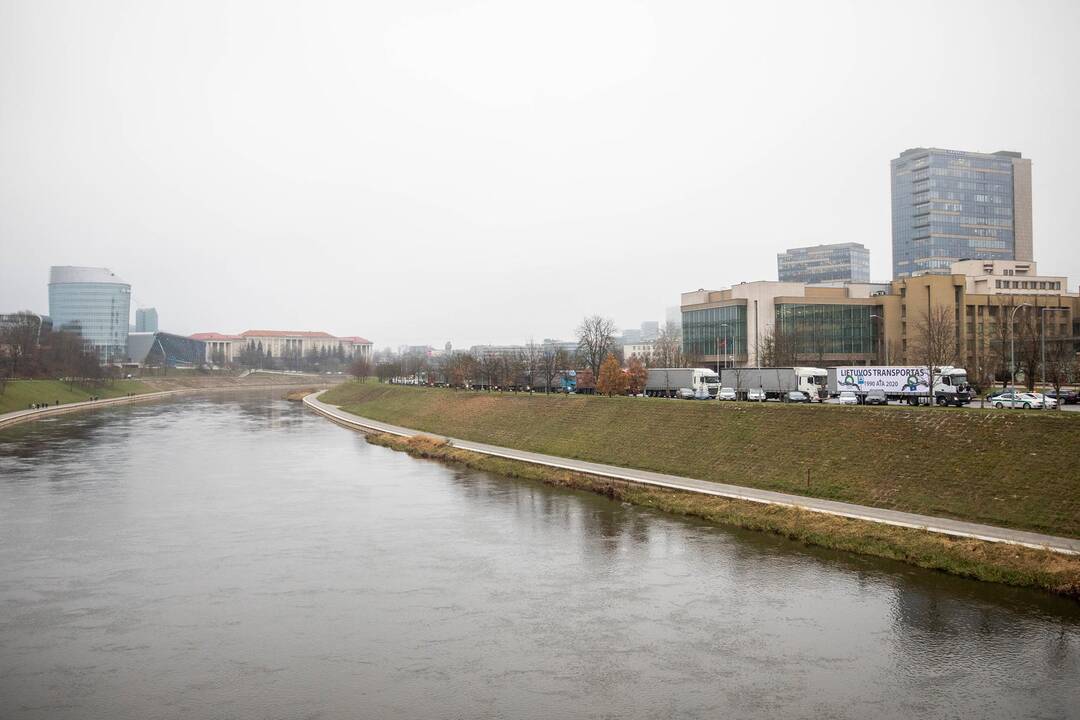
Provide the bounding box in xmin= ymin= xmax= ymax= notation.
xmin=48 ymin=266 xmax=132 ymax=363
xmin=135 ymin=307 xmax=159 ymax=333
xmin=777 ymin=243 xmax=870 ymax=284
xmin=891 ymin=147 xmax=1032 ymax=278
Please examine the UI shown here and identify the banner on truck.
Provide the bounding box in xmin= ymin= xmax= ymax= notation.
xmin=835 ymin=366 xmax=929 ymax=394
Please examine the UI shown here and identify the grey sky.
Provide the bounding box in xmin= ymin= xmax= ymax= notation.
xmin=2 ymin=0 xmax=1077 ymax=348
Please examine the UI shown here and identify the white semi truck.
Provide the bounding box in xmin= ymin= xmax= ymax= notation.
xmin=717 ymin=367 xmax=828 ymax=401
xmin=645 ymin=368 xmax=721 ymax=398
xmin=827 ymin=365 xmax=972 ymax=406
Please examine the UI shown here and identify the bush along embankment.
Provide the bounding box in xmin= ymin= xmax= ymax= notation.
xmin=319 ymin=382 xmax=1080 ymax=540
xmin=366 ymin=432 xmax=1080 ymax=598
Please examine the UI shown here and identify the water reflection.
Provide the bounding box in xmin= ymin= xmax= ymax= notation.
xmin=0 ymin=393 xmax=1076 ymax=720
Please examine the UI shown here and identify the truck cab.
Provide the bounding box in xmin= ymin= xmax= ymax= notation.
xmin=793 ymin=367 xmax=828 ymax=401
xmin=933 ymin=366 xmax=971 ymax=406
xmin=694 ymin=369 xmax=721 ymax=398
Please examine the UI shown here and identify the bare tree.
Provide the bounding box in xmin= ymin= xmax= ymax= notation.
xmin=576 ymin=315 xmax=616 ymax=380
xmin=910 ymin=304 xmax=957 ymax=404
xmin=652 ymin=322 xmax=685 ymax=368
xmin=349 ymin=355 xmax=372 ymax=381
xmin=540 ymin=346 xmax=567 ymax=393
xmin=1044 ymin=335 xmax=1076 ymax=404
xmin=519 ymin=340 xmax=543 ymax=390
xmin=758 ymin=324 xmax=798 ymax=367
xmin=0 ymin=312 xmax=43 ymax=378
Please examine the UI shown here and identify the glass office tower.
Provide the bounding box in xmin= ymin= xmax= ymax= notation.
xmin=135 ymin=307 xmax=159 ymax=333
xmin=777 ymin=243 xmax=870 ymax=283
xmin=48 ymin=266 xmax=132 ymax=363
xmin=891 ymin=148 xmax=1033 ymax=278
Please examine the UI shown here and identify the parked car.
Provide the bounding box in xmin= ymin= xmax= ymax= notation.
xmin=718 ymin=387 xmax=737 ymax=401
xmin=1028 ymin=393 xmax=1057 ymax=409
xmin=783 ymin=391 xmax=810 ymax=403
xmin=1045 ymin=389 xmax=1079 ymax=405
xmin=864 ymin=389 xmax=888 ymax=406
xmin=992 ymin=392 xmax=1044 ymax=409
xmin=747 ymin=387 xmax=766 ymax=402
xmin=838 ymin=391 xmax=859 ymax=405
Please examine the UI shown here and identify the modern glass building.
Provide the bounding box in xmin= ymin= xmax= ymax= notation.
xmin=682 ymin=305 xmax=747 ymax=362
xmin=891 ymin=148 xmax=1033 ymax=278
xmin=777 ymin=243 xmax=870 ymax=283
xmin=48 ymin=266 xmax=132 ymax=363
xmin=773 ymin=303 xmax=879 ymax=357
xmin=135 ymin=307 xmax=158 ymax=333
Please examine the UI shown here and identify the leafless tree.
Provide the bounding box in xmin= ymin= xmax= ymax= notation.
xmin=651 ymin=322 xmax=685 ymax=368
xmin=576 ymin=315 xmax=616 ymax=380
xmin=540 ymin=346 xmax=568 ymax=393
xmin=519 ymin=340 xmax=543 ymax=390
xmin=0 ymin=312 xmax=43 ymax=378
xmin=758 ymin=324 xmax=798 ymax=367
xmin=349 ymin=356 xmax=372 ymax=381
xmin=1043 ymin=335 xmax=1076 ymax=403
xmin=911 ymin=304 xmax=957 ymax=372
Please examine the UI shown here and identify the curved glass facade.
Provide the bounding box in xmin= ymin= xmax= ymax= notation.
xmin=48 ymin=267 xmax=131 ymax=363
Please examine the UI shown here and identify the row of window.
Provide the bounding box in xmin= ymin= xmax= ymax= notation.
xmin=995 ymin=280 xmax=1062 ymax=290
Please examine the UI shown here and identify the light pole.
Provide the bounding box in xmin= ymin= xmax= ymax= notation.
xmin=717 ymin=322 xmax=730 ymax=374
xmin=869 ymin=314 xmax=882 ymax=364
xmin=1041 ymin=306 xmax=1052 ymax=410
xmin=1009 ymin=303 xmax=1032 ymax=409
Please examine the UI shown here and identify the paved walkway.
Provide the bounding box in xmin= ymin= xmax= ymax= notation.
xmin=305 ymin=392 xmax=1080 ymax=556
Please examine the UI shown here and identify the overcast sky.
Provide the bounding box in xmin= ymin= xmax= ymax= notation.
xmin=2 ymin=0 xmax=1077 ymax=348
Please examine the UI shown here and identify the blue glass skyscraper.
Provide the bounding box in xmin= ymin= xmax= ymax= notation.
xmin=48 ymin=266 xmax=132 ymax=363
xmin=891 ymin=148 xmax=1033 ymax=278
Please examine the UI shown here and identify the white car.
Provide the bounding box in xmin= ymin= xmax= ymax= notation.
xmin=717 ymin=387 xmax=737 ymax=401
xmin=992 ymin=392 xmax=1043 ymax=409
xmin=838 ymin=391 xmax=859 ymax=405
xmin=1029 ymin=393 xmax=1058 ymax=409
xmin=747 ymin=388 xmax=766 ymax=402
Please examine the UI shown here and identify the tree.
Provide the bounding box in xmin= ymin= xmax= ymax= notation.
xmin=596 ymin=354 xmax=627 ymax=396
xmin=909 ymin=304 xmax=958 ymax=404
xmin=519 ymin=340 xmax=543 ymax=390
xmin=626 ymin=355 xmax=647 ymax=395
xmin=758 ymin=324 xmax=797 ymax=367
xmin=0 ymin=312 xmax=43 ymax=378
xmin=652 ymin=322 xmax=685 ymax=368
xmin=349 ymin=356 xmax=372 ymax=381
xmin=1043 ymin=335 xmax=1076 ymax=405
xmin=576 ymin=367 xmax=595 ymax=393
xmin=576 ymin=315 xmax=616 ymax=380
xmin=540 ymin=346 xmax=567 ymax=393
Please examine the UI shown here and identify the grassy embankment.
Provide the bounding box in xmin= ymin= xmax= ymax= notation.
xmin=0 ymin=379 xmax=154 ymax=415
xmin=0 ymin=373 xmax=335 ymax=416
xmin=318 ymin=383 xmax=1080 ymax=597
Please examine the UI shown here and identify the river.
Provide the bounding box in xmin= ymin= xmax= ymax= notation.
xmin=0 ymin=392 xmax=1077 ymax=719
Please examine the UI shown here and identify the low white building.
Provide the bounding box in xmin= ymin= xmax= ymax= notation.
xmin=190 ymin=330 xmax=373 ymax=365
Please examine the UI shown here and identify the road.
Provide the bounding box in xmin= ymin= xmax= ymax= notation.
xmin=304 ymin=392 xmax=1080 ymax=556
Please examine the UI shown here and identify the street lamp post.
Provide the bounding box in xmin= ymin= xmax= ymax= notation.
xmin=1009 ymin=303 xmax=1032 ymax=409
xmin=717 ymin=323 xmax=730 ymax=374
xmin=1041 ymin=306 xmax=1052 ymax=410
xmin=869 ymin=314 xmax=882 ymax=364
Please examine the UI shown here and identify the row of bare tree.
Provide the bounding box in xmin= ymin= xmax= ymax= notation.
xmin=0 ymin=312 xmax=108 ymax=394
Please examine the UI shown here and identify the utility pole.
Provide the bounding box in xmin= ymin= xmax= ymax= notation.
xmin=1041 ymin=306 xmax=1051 ymax=410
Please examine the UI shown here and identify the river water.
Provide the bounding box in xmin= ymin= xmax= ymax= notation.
xmin=0 ymin=392 xmax=1077 ymax=719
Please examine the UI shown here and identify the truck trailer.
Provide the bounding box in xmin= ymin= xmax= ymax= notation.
xmin=827 ymin=365 xmax=972 ymax=406
xmin=717 ymin=367 xmax=827 ymax=401
xmin=645 ymin=368 xmax=720 ymax=398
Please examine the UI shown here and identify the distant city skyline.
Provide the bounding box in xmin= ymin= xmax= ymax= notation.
xmin=2 ymin=2 xmax=1078 ymax=347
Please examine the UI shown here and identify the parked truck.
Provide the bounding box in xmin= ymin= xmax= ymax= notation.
xmin=717 ymin=366 xmax=828 ymax=401
xmin=645 ymin=368 xmax=721 ymax=398
xmin=827 ymin=365 xmax=972 ymax=406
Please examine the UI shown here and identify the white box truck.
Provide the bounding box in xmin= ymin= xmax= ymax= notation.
xmin=645 ymin=368 xmax=721 ymax=398
xmin=827 ymin=366 xmax=972 ymax=406
xmin=717 ymin=367 xmax=827 ymax=401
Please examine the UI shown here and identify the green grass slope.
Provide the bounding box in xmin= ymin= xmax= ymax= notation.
xmin=0 ymin=379 xmax=154 ymax=415
xmin=321 ymin=383 xmax=1080 ymax=539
